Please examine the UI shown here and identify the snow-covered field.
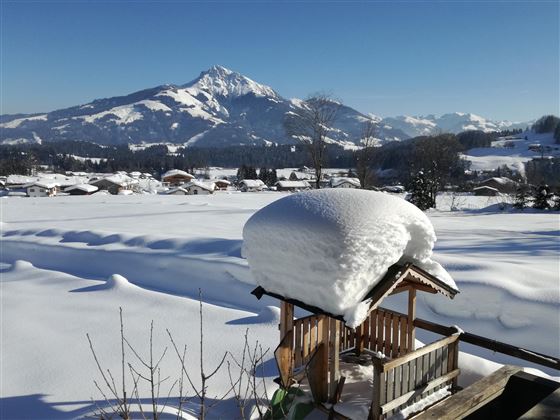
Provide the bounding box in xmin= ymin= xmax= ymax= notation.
xmin=1 ymin=192 xmax=559 ymax=419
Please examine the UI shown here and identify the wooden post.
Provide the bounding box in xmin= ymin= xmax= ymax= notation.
xmin=277 ymin=302 xmax=294 ymax=388
xmin=408 ymin=288 xmax=416 ymax=352
xmin=370 ymin=357 xmax=383 ymax=420
xmin=356 ymin=323 xmax=364 ymax=355
xmin=329 ymin=318 xmax=340 ymax=401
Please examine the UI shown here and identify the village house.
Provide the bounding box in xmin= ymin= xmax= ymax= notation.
xmin=161 ymin=169 xmax=195 ymax=186
xmin=473 ymin=185 xmax=500 ymax=196
xmin=213 ymin=179 xmax=231 ymax=190
xmin=25 ymin=181 xmax=58 ymax=197
xmin=330 ymin=177 xmax=361 ymax=189
xmin=477 ymin=177 xmax=518 ymax=194
xmin=239 ymin=179 xmax=266 ymax=192
xmin=185 ymin=181 xmax=215 ymax=195
xmin=275 ymin=180 xmax=311 ymax=192
xmin=64 ymin=184 xmax=99 ymax=196
xmin=90 ymin=174 xmax=135 ymax=195
xmin=165 ymin=187 xmax=189 ymax=195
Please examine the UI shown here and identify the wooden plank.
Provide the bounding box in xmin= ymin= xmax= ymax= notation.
xmin=329 ymin=318 xmax=340 ymax=400
xmin=408 ymin=359 xmax=416 ymax=396
xmin=294 ymin=320 xmax=302 ymax=368
xmin=386 ymin=369 xmax=394 ymax=403
xmin=302 ymin=317 xmax=310 ymax=362
xmin=393 ymin=365 xmax=402 ymax=399
xmin=402 ymin=361 xmax=409 ymax=396
xmin=377 ymin=310 xmax=384 ymax=353
xmin=356 ymin=323 xmax=364 ymax=355
xmin=399 ymin=315 xmax=408 ymax=356
xmin=307 ymin=343 xmax=327 ymax=403
xmin=370 ymin=311 xmax=377 ymax=351
xmin=392 ymin=315 xmax=399 ymax=358
xmin=384 ymin=312 xmax=392 ymax=356
xmin=414 ymin=317 xmax=560 ymax=371
xmin=279 ymin=301 xmax=293 ymax=340
xmin=363 ymin=317 xmax=370 ymax=352
xmin=381 ymin=369 xmax=460 ymax=414
xmin=319 ymin=315 xmax=330 ymax=400
xmin=408 ymin=288 xmax=416 ymax=352
xmin=274 ymin=330 xmax=294 ymax=388
xmin=382 ymin=334 xmax=459 ymax=372
xmin=441 ymin=345 xmax=448 ymax=377
xmin=415 ymin=365 xmax=522 ymax=420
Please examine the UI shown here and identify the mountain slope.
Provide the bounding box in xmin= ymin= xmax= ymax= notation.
xmin=0 ymin=66 xmax=407 ymax=148
xmin=0 ymin=66 xmax=531 ymax=148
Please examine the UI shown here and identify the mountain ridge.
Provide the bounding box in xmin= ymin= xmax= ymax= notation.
xmin=0 ymin=66 xmax=531 ymax=148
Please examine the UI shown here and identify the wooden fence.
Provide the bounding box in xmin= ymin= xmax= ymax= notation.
xmin=370 ymin=334 xmax=460 ymax=419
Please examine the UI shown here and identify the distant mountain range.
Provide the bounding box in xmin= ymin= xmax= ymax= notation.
xmin=0 ymin=65 xmax=531 ymax=148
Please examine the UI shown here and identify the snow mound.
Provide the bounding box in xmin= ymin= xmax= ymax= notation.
xmin=243 ymin=189 xmax=455 ymax=327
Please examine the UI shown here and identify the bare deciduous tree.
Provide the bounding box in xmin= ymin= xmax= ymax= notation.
xmin=355 ymin=120 xmax=378 ymax=189
xmin=285 ymin=94 xmax=340 ymax=189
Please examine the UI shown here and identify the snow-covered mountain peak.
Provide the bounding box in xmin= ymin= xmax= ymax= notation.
xmin=185 ymin=65 xmax=278 ymax=99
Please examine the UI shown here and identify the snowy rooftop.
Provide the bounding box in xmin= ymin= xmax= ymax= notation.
xmin=331 ymin=177 xmax=361 ymax=188
xmin=276 ymin=180 xmax=311 ymax=188
xmin=64 ymin=184 xmax=98 ymax=193
xmin=240 ymin=179 xmax=265 ymax=188
xmin=243 ymin=189 xmax=456 ymax=327
xmin=161 ymin=169 xmax=194 ymax=179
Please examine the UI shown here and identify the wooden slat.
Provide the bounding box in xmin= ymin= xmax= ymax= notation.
xmin=302 ymin=317 xmax=310 ymax=362
xmin=274 ymin=330 xmax=294 ymax=388
xmin=362 ymin=317 xmax=370 ymax=353
xmin=384 ymin=312 xmax=392 ymax=356
xmin=307 ymin=343 xmax=327 ymax=403
xmin=294 ymin=320 xmax=302 ymax=367
xmin=399 ymin=315 xmax=408 ymax=356
xmin=381 ymin=369 xmax=460 ymax=414
xmin=415 ymin=366 xmax=522 ymax=420
xmin=377 ymin=310 xmax=384 ymax=353
xmin=370 ymin=311 xmax=377 ymax=351
xmin=392 ymin=315 xmax=399 ymax=358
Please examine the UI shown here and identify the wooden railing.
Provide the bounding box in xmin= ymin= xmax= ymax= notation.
xmin=370 ymin=334 xmax=460 ymax=419
xmin=293 ymin=314 xmax=325 ymax=370
xmin=339 ymin=308 xmax=412 ymax=357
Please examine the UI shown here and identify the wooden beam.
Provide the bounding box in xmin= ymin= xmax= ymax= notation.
xmin=415 ymin=365 xmax=522 ymax=419
xmin=329 ymin=318 xmax=341 ymax=401
xmin=408 ymin=288 xmax=416 ymax=352
xmin=307 ymin=343 xmax=327 ymax=403
xmin=414 ymin=317 xmax=560 ymax=371
xmin=382 ymin=335 xmax=459 ymax=372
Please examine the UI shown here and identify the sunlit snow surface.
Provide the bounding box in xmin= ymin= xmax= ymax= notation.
xmin=1 ymin=192 xmax=558 ymax=418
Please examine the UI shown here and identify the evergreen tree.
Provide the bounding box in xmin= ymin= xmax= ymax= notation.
xmin=513 ymin=185 xmax=530 ymax=210
xmin=258 ymin=167 xmax=268 ymax=184
xmin=553 ymin=191 xmax=560 ymax=211
xmin=289 ymin=171 xmax=299 ymax=181
xmin=532 ymin=184 xmax=552 ymax=210
xmin=408 ymin=171 xmax=434 ymax=211
xmin=236 ymin=164 xmax=248 ymax=181
xmin=268 ymin=169 xmax=278 ymax=186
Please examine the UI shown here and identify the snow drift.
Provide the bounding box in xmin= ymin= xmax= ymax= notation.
xmin=243 ymin=189 xmax=456 ymax=327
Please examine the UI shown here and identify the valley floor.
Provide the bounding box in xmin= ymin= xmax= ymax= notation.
xmin=0 ymin=192 xmax=558 ymax=419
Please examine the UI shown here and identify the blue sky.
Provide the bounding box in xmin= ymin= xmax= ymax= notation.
xmin=2 ymin=0 xmax=558 ymax=121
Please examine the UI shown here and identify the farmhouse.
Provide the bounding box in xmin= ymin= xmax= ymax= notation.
xmin=161 ymin=169 xmax=194 ymax=186
xmin=330 ymin=177 xmax=361 ymax=189
xmin=165 ymin=187 xmax=189 ymax=195
xmin=25 ymin=181 xmax=58 ymax=197
xmin=90 ymin=174 xmax=135 ymax=195
xmin=239 ymin=179 xmax=266 ymax=192
xmin=185 ymin=181 xmax=215 ymax=195
xmin=473 ymin=186 xmax=500 ymax=196
xmin=477 ymin=177 xmax=517 ymax=194
xmin=275 ymin=180 xmax=311 ymax=192
xmin=213 ymin=179 xmax=231 ymax=190
xmin=64 ymin=184 xmax=99 ymax=195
